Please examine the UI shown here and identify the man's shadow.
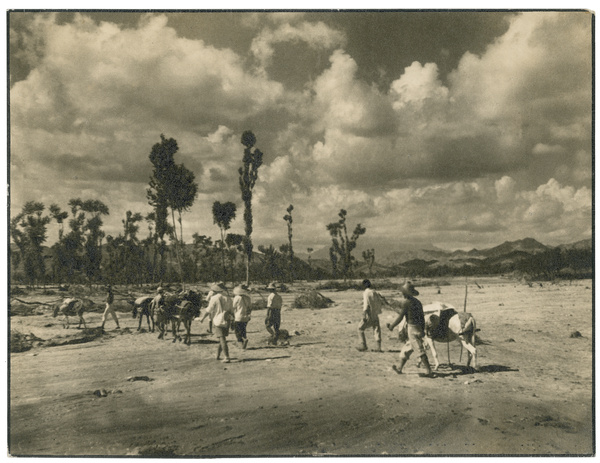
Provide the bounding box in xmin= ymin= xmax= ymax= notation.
xmin=431 ymin=363 xmax=519 ymax=378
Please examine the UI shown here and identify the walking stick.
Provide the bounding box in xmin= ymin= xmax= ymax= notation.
xmin=460 ymin=279 xmax=468 ymax=363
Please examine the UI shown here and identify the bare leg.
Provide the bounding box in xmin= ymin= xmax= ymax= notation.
xmin=219 ymin=337 xmax=230 ymax=362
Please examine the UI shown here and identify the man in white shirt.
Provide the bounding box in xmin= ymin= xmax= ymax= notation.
xmin=232 ymin=284 xmax=252 ymax=349
xmin=206 ymin=282 xmax=234 ymax=363
xmin=357 ymin=279 xmax=384 ymax=352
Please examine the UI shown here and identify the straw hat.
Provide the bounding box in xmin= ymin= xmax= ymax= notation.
xmin=157 ymin=287 xmax=164 ymax=293
xmin=233 ymin=284 xmax=251 ymax=296
xmin=209 ymin=282 xmax=226 ymax=292
xmin=401 ymin=281 xmax=419 ymax=296
xmin=266 ymin=282 xmax=278 ymax=291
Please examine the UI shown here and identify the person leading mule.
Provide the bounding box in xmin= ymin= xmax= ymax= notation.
xmin=392 ymin=281 xmax=433 ymax=378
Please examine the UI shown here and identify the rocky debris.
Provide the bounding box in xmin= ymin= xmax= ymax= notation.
xmin=10 ymin=331 xmax=44 ymax=353
xmin=137 ymin=445 xmax=178 ymax=456
xmin=293 ymin=291 xmax=334 ymax=309
xmin=569 ymin=331 xmax=582 ymax=338
xmin=127 ymin=376 xmax=153 ymax=382
xmin=505 ymin=338 xmax=516 ymax=342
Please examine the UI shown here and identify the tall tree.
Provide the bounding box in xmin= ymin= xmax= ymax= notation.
xmin=69 ymin=199 xmax=109 ymax=285
xmin=326 ymin=209 xmax=366 ymax=281
xmin=121 ymin=211 xmax=145 ymax=285
xmin=283 ymin=204 xmax=294 ymax=282
xmin=147 ymin=134 xmax=197 ymax=285
xmin=167 ymin=162 xmax=198 ymax=278
xmin=225 ymin=233 xmax=244 ymax=283
xmin=10 ymin=202 xmax=51 ymax=286
xmin=212 ymin=201 xmax=237 ymax=280
xmin=238 ymin=131 xmax=263 ymax=285
xmin=49 ymin=204 xmax=69 ymax=241
xmin=48 ymin=204 xmax=69 ymax=283
xmin=147 ymin=134 xmax=177 ymax=283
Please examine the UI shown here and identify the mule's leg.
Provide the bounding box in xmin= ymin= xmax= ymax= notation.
xmin=171 ymin=319 xmax=179 ymax=343
xmin=157 ymin=316 xmax=165 ymax=339
xmin=460 ymin=338 xmax=477 ymax=370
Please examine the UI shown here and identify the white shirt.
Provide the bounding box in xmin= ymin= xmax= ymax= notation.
xmin=207 ymin=292 xmax=233 ymax=320
xmin=233 ymin=294 xmax=252 ymax=322
xmin=363 ymin=287 xmax=383 ymax=316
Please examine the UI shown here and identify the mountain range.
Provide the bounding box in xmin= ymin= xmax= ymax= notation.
xmin=308 ymin=237 xmax=593 ymax=269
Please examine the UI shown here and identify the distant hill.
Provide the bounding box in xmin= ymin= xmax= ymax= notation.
xmin=556 ymin=238 xmax=593 ymax=251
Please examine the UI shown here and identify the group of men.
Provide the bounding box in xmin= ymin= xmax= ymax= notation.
xmin=100 ymin=277 xmax=432 ymax=375
xmin=358 ymin=278 xmax=434 ymax=378
xmin=149 ymin=281 xmax=284 ymax=364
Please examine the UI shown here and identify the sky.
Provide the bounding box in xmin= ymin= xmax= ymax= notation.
xmin=7 ymin=10 xmax=593 ymax=254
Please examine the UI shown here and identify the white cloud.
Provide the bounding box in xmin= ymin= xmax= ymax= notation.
xmin=250 ymin=20 xmax=346 ymax=70
xmin=390 ymin=61 xmax=449 ymax=111
xmin=9 ymin=11 xmax=592 ymax=251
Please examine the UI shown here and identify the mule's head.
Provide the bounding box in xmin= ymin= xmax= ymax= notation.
xmin=52 ymin=305 xmax=60 ymax=318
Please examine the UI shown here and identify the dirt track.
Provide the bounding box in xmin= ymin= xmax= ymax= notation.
xmin=8 ymin=277 xmax=594 ymax=456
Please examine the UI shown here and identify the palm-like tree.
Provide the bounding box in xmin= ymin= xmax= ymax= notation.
xmin=212 ymin=201 xmax=237 ymax=280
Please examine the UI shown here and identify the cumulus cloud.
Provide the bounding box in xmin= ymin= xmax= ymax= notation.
xmin=9 ymin=11 xmax=592 ymax=251
xmin=250 ymin=20 xmax=346 ymax=70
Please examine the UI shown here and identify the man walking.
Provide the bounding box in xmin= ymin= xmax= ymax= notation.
xmin=206 ymin=282 xmax=234 ymax=363
xmin=391 ymin=281 xmax=433 ymax=377
xmin=232 ymin=284 xmax=252 ymax=349
xmin=265 ymin=282 xmax=283 ymax=345
xmin=357 ymin=279 xmax=384 ymax=352
xmin=101 ymin=284 xmax=120 ymax=332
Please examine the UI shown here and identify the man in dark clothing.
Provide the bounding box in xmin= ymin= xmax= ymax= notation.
xmin=390 ymin=281 xmax=433 ymax=377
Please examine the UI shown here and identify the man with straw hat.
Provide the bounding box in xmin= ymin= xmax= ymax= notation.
xmin=205 ymin=282 xmax=234 ymax=363
xmin=357 ymin=279 xmax=384 ymax=352
xmin=265 ymin=282 xmax=283 ymax=345
xmin=391 ymin=281 xmax=433 ymax=377
xmin=232 ymin=284 xmax=252 ymax=349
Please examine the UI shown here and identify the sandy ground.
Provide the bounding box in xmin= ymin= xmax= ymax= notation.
xmin=8 ymin=277 xmax=594 ymax=456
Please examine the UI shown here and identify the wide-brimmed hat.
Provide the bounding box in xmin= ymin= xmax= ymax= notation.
xmin=157 ymin=287 xmax=164 ymax=293
xmin=233 ymin=284 xmax=251 ymax=295
xmin=401 ymin=281 xmax=419 ymax=296
xmin=266 ymin=282 xmax=278 ymax=291
xmin=209 ymin=282 xmax=226 ymax=292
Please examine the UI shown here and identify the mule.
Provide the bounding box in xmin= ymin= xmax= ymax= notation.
xmin=155 ymin=290 xmax=203 ymax=344
xmin=155 ymin=293 xmax=180 ymax=342
xmin=52 ymin=298 xmax=94 ymax=329
xmin=130 ymin=296 xmax=155 ymax=332
xmin=396 ymin=302 xmax=478 ymax=371
xmin=175 ymin=290 xmax=204 ymax=345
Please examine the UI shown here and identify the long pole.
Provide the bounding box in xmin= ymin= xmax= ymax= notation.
xmin=463 ymin=278 xmax=468 ymax=312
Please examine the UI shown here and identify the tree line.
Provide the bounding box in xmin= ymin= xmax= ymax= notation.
xmin=10 ymin=131 xmax=370 ymax=288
